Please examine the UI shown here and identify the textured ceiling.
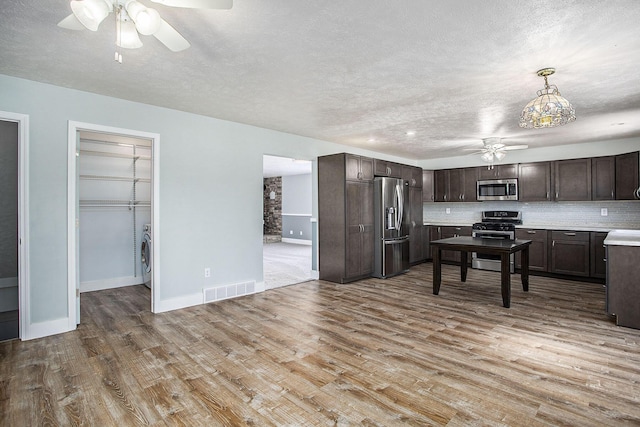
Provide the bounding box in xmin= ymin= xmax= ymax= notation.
xmin=1 ymin=1 xmax=640 ymax=161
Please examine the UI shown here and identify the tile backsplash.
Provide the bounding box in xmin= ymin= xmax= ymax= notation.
xmin=423 ymin=201 xmax=640 ymax=230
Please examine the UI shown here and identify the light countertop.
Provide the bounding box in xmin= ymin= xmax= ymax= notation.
xmin=604 ymin=229 xmax=640 ymax=246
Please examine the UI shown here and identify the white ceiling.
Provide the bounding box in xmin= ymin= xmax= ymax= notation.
xmin=2 ymin=1 xmax=640 ymax=162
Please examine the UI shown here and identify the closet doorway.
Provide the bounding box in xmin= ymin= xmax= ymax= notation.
xmin=0 ymin=112 xmax=28 ymax=342
xmin=67 ymin=122 xmax=160 ymax=324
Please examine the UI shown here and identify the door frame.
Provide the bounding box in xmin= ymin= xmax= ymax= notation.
xmin=0 ymin=110 xmax=29 ymax=340
xmin=67 ymin=121 xmax=160 ymax=326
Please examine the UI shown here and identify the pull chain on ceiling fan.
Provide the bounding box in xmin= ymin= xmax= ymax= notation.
xmin=58 ymin=0 xmax=232 ymax=62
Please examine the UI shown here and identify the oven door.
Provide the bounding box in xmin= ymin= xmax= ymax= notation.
xmin=471 ymin=230 xmax=515 ymax=272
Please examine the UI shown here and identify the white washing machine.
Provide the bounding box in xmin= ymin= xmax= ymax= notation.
xmin=141 ymin=224 xmax=152 ymax=288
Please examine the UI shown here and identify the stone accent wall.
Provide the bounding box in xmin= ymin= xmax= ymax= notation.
xmin=263 ymin=177 xmax=282 ymax=236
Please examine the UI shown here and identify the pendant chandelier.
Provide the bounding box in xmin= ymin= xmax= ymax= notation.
xmin=519 ymin=68 xmax=576 ymax=129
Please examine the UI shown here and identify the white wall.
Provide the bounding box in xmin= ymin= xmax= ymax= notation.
xmin=0 ymin=74 xmax=413 ymax=337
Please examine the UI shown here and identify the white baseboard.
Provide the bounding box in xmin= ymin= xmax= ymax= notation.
xmin=281 ymin=238 xmax=312 ymax=245
xmin=80 ymin=276 xmax=144 ymax=293
xmin=154 ymin=291 xmax=203 ymax=313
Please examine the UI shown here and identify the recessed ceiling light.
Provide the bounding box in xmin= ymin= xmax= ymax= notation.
xmin=367 ymin=138 xmax=376 ymax=143
xmin=406 ymin=131 xmax=416 ymax=136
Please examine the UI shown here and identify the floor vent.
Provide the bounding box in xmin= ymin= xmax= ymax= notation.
xmin=203 ymin=281 xmax=256 ymax=303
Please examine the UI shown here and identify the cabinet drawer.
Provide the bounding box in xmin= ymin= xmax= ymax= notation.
xmin=551 ymin=230 xmax=589 ymax=242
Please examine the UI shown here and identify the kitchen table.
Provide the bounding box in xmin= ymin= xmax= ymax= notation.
xmin=430 ymin=236 xmax=532 ymax=308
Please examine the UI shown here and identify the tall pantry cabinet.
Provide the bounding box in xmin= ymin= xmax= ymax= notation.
xmin=319 ymin=153 xmax=374 ymax=283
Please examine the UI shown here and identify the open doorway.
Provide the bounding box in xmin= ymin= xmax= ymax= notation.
xmin=67 ymin=122 xmax=160 ymax=325
xmin=263 ymin=155 xmax=313 ymax=289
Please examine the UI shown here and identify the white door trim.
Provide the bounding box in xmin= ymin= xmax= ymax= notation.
xmin=0 ymin=110 xmax=30 ymax=340
xmin=67 ymin=121 xmax=160 ymax=329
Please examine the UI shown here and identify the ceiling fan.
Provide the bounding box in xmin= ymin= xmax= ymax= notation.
xmin=474 ymin=137 xmax=528 ymax=167
xmin=58 ymin=0 xmax=232 ymax=61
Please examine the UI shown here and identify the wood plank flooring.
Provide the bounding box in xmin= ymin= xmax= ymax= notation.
xmin=2 ymin=263 xmax=640 ymax=426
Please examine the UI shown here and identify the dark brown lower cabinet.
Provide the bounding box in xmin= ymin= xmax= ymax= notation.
xmin=550 ymin=230 xmax=590 ymax=277
xmin=515 ymin=229 xmax=548 ymax=271
xmin=432 ymin=226 xmax=471 ymax=263
xmin=590 ymin=232 xmax=607 ymax=279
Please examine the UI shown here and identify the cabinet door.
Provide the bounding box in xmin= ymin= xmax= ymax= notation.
xmin=462 ymin=167 xmax=477 ymax=202
xmin=434 ymin=170 xmax=448 ymax=202
xmin=515 ymin=229 xmax=548 ymax=271
xmin=360 ymin=156 xmax=375 ymax=181
xmin=422 ymin=170 xmax=434 ymax=202
xmin=345 ymin=154 xmax=361 ymax=181
xmin=519 ymin=162 xmax=551 ymax=201
xmin=448 ymin=169 xmax=464 ymax=202
xmin=374 ymin=159 xmax=402 ymax=178
xmin=550 ymin=231 xmax=590 ymax=276
xmin=439 ymin=226 xmax=471 ymax=263
xmin=408 ymin=186 xmax=424 ymax=263
xmin=403 ymin=165 xmax=423 ymax=188
xmin=478 ymin=164 xmax=518 ymax=179
xmin=345 ymin=181 xmax=374 ymax=278
xmin=591 ymin=156 xmax=615 ymax=200
xmin=590 ymin=232 xmax=607 ymax=279
xmin=346 ymin=154 xmax=374 ymax=182
xmin=555 ymin=158 xmax=592 ymax=201
xmin=615 ymin=151 xmax=639 ymax=200
xmin=423 ymin=225 xmax=432 ymax=260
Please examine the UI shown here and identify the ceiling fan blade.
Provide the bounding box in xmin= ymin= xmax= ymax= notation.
xmin=57 ymin=13 xmax=86 ymax=30
xmin=153 ymin=19 xmax=190 ymax=52
xmin=503 ymin=145 xmax=529 ymax=151
xmin=150 ymin=0 xmax=232 ymax=9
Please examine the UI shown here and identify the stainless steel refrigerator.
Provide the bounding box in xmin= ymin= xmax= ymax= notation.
xmin=373 ymin=177 xmax=410 ymax=278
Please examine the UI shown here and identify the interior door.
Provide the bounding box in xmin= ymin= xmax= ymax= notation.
xmin=0 ymin=120 xmax=19 ymax=341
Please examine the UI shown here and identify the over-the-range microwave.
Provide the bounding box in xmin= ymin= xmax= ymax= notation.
xmin=477 ymin=179 xmax=518 ymax=201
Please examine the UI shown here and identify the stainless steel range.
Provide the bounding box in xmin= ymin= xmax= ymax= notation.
xmin=471 ymin=211 xmax=522 ymax=272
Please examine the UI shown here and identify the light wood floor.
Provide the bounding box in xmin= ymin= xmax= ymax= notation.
xmin=2 ymin=263 xmax=640 ymax=426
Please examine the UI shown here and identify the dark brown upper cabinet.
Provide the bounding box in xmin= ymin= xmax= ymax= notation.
xmin=422 ymin=170 xmax=434 ymax=202
xmin=615 ymin=151 xmax=639 ymax=200
xmin=554 ymin=158 xmax=592 ymax=201
xmin=373 ymin=159 xmax=402 ymax=178
xmin=591 ymin=156 xmax=616 ymax=200
xmin=477 ymin=163 xmax=518 ymax=180
xmin=518 ymin=162 xmax=552 ymax=202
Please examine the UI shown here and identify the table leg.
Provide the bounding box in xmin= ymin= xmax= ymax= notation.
xmin=460 ymin=251 xmax=468 ymax=282
xmin=500 ymin=252 xmax=511 ymax=308
xmin=433 ymin=248 xmax=441 ymax=295
xmin=521 ymin=245 xmax=529 ymax=292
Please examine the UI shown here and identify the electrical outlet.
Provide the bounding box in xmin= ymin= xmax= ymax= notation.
xmin=446 ymin=208 xmax=451 ymax=214
xmin=299 ymin=231 xmax=303 ymax=235
xmin=204 ymin=268 xmax=211 ymax=278
xmin=290 ymin=230 xmax=293 ymax=235
xmin=601 ymin=208 xmax=608 ymax=216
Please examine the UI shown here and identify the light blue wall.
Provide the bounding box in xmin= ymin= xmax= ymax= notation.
xmin=282 ymin=174 xmax=311 ymax=214
xmin=0 ymin=74 xmax=411 ymax=330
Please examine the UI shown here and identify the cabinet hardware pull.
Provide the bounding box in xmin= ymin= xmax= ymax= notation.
xmin=556 ymin=192 xmax=559 ymax=199
xmin=603 ymin=258 xmax=607 ymax=262
xmin=552 ymin=241 xmax=555 ymax=247
xmin=546 ymin=191 xmax=549 ymax=200
xmin=611 ymin=190 xmax=614 ymax=198
xmin=527 ymin=230 xmax=536 ymax=234
xmin=564 ymin=232 xmax=576 ymax=236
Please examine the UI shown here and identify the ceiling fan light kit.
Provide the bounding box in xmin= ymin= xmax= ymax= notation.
xmin=59 ymin=0 xmax=233 ymax=61
xmin=519 ymin=67 xmax=576 ymax=129
xmin=70 ymin=0 xmax=112 ymax=31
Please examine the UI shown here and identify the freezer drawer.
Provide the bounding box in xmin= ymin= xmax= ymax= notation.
xmin=373 ymin=238 xmax=409 ymax=278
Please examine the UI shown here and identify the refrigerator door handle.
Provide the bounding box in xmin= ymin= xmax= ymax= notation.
xmin=395 ymin=183 xmax=403 ymax=231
